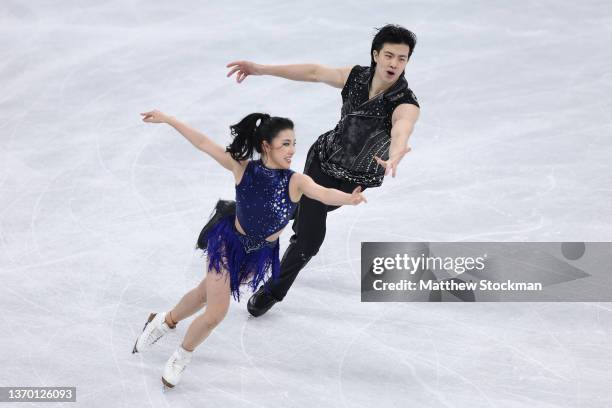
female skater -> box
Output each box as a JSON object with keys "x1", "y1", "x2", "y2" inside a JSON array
[{"x1": 133, "y1": 109, "x2": 366, "y2": 388}]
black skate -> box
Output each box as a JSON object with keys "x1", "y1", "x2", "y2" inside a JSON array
[{"x1": 247, "y1": 286, "x2": 279, "y2": 317}]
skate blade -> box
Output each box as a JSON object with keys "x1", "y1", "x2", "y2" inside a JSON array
[
  {"x1": 132, "y1": 313, "x2": 157, "y2": 354},
  {"x1": 161, "y1": 376, "x2": 175, "y2": 391}
]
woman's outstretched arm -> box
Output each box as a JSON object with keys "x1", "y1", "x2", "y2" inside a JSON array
[
  {"x1": 141, "y1": 110, "x2": 238, "y2": 172},
  {"x1": 290, "y1": 173, "x2": 367, "y2": 206}
]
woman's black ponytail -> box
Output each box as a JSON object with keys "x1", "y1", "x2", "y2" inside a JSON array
[{"x1": 226, "y1": 113, "x2": 294, "y2": 161}]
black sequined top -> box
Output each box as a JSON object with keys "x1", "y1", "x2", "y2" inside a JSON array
[{"x1": 313, "y1": 65, "x2": 419, "y2": 187}]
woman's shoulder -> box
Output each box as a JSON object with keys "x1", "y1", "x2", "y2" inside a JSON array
[
  {"x1": 241, "y1": 159, "x2": 258, "y2": 172},
  {"x1": 287, "y1": 170, "x2": 301, "y2": 182},
  {"x1": 234, "y1": 159, "x2": 254, "y2": 187},
  {"x1": 287, "y1": 171, "x2": 304, "y2": 203}
]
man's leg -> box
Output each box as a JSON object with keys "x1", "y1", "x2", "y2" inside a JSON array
[
  {"x1": 267, "y1": 174, "x2": 366, "y2": 299},
  {"x1": 247, "y1": 152, "x2": 338, "y2": 316},
  {"x1": 267, "y1": 191, "x2": 329, "y2": 299}
]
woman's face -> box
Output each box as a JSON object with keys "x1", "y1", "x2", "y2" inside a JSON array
[{"x1": 262, "y1": 128, "x2": 296, "y2": 169}]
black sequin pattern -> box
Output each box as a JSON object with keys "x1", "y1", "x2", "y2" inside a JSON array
[{"x1": 314, "y1": 65, "x2": 419, "y2": 187}]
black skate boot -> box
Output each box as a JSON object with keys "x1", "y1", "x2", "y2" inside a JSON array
[{"x1": 247, "y1": 286, "x2": 279, "y2": 317}]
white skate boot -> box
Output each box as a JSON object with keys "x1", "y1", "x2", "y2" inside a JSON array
[
  {"x1": 162, "y1": 346, "x2": 193, "y2": 389},
  {"x1": 132, "y1": 312, "x2": 175, "y2": 354}
]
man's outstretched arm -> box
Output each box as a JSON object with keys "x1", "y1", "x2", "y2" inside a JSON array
[
  {"x1": 375, "y1": 104, "x2": 420, "y2": 177},
  {"x1": 226, "y1": 60, "x2": 353, "y2": 89}
]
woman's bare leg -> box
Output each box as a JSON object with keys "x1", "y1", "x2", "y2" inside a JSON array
[
  {"x1": 181, "y1": 268, "x2": 231, "y2": 351},
  {"x1": 168, "y1": 276, "x2": 208, "y2": 324}
]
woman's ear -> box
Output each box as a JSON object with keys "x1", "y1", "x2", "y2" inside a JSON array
[
  {"x1": 372, "y1": 50, "x2": 379, "y2": 64},
  {"x1": 261, "y1": 140, "x2": 271, "y2": 154}
]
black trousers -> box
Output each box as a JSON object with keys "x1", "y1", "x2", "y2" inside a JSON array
[{"x1": 263, "y1": 145, "x2": 365, "y2": 300}]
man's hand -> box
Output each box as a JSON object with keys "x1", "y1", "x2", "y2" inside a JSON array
[
  {"x1": 226, "y1": 60, "x2": 262, "y2": 83},
  {"x1": 374, "y1": 146, "x2": 411, "y2": 177},
  {"x1": 140, "y1": 110, "x2": 171, "y2": 124}
]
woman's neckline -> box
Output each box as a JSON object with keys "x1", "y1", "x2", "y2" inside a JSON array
[{"x1": 256, "y1": 159, "x2": 284, "y2": 171}]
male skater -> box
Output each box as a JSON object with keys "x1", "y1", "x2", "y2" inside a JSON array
[{"x1": 226, "y1": 24, "x2": 420, "y2": 316}]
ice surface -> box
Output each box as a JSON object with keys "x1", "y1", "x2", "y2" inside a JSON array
[{"x1": 1, "y1": 1, "x2": 612, "y2": 407}]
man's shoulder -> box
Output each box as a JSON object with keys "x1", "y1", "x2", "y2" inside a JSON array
[
  {"x1": 386, "y1": 80, "x2": 419, "y2": 108},
  {"x1": 343, "y1": 65, "x2": 370, "y2": 85},
  {"x1": 341, "y1": 65, "x2": 370, "y2": 99},
  {"x1": 351, "y1": 65, "x2": 371, "y2": 83}
]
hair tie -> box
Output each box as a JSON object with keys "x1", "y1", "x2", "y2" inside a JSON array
[{"x1": 256, "y1": 114, "x2": 271, "y2": 128}]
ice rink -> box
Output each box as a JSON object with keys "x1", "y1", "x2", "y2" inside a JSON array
[{"x1": 2, "y1": 0, "x2": 612, "y2": 407}]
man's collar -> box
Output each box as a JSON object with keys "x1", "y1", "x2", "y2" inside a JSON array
[{"x1": 362, "y1": 67, "x2": 408, "y2": 99}]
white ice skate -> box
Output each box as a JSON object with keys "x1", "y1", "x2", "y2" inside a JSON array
[
  {"x1": 162, "y1": 346, "x2": 193, "y2": 389},
  {"x1": 132, "y1": 312, "x2": 175, "y2": 354}
]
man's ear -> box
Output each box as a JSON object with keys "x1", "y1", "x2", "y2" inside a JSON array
[{"x1": 372, "y1": 50, "x2": 379, "y2": 64}]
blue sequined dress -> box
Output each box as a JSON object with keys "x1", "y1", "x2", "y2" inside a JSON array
[{"x1": 196, "y1": 160, "x2": 298, "y2": 301}]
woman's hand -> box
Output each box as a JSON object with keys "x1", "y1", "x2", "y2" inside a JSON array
[
  {"x1": 140, "y1": 110, "x2": 172, "y2": 124},
  {"x1": 349, "y1": 186, "x2": 367, "y2": 205},
  {"x1": 226, "y1": 60, "x2": 262, "y2": 83}
]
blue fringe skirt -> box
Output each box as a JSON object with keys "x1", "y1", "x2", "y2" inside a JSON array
[{"x1": 196, "y1": 200, "x2": 280, "y2": 301}]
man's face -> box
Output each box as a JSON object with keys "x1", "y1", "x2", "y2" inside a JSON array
[{"x1": 372, "y1": 43, "x2": 410, "y2": 84}]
